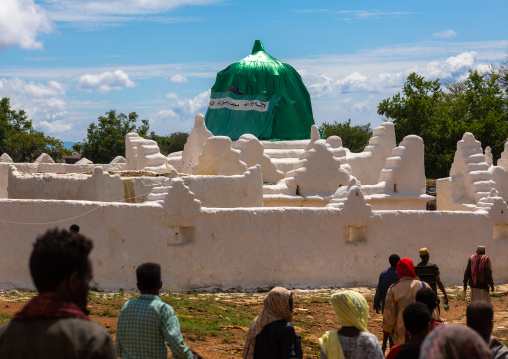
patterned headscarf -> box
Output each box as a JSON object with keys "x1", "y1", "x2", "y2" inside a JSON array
[
  {"x1": 397, "y1": 258, "x2": 416, "y2": 279},
  {"x1": 242, "y1": 287, "x2": 293, "y2": 359},
  {"x1": 319, "y1": 291, "x2": 370, "y2": 359},
  {"x1": 420, "y1": 324, "x2": 491, "y2": 359}
]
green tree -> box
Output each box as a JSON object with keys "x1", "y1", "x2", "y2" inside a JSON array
[
  {"x1": 319, "y1": 119, "x2": 372, "y2": 153},
  {"x1": 150, "y1": 131, "x2": 189, "y2": 156},
  {"x1": 74, "y1": 110, "x2": 149, "y2": 164},
  {"x1": 0, "y1": 97, "x2": 70, "y2": 162},
  {"x1": 378, "y1": 71, "x2": 508, "y2": 178},
  {"x1": 377, "y1": 72, "x2": 452, "y2": 178}
]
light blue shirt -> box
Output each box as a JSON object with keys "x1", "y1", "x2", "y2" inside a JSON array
[{"x1": 116, "y1": 294, "x2": 193, "y2": 359}]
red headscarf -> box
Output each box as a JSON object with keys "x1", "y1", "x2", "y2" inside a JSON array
[
  {"x1": 397, "y1": 258, "x2": 416, "y2": 279},
  {"x1": 13, "y1": 292, "x2": 89, "y2": 321}
]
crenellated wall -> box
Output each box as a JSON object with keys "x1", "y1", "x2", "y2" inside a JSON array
[{"x1": 0, "y1": 186, "x2": 507, "y2": 292}]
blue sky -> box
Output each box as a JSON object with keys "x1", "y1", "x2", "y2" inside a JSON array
[{"x1": 0, "y1": 0, "x2": 507, "y2": 142}]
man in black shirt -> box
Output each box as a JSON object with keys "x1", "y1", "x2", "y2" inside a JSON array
[{"x1": 415, "y1": 248, "x2": 448, "y2": 314}]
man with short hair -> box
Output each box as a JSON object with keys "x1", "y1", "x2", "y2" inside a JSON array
[
  {"x1": 467, "y1": 301, "x2": 508, "y2": 358},
  {"x1": 0, "y1": 229, "x2": 116, "y2": 358},
  {"x1": 116, "y1": 262, "x2": 195, "y2": 359},
  {"x1": 464, "y1": 245, "x2": 494, "y2": 303},
  {"x1": 374, "y1": 254, "x2": 401, "y2": 315},
  {"x1": 414, "y1": 247, "x2": 448, "y2": 313},
  {"x1": 386, "y1": 302, "x2": 431, "y2": 359},
  {"x1": 374, "y1": 254, "x2": 400, "y2": 348},
  {"x1": 70, "y1": 224, "x2": 80, "y2": 233},
  {"x1": 404, "y1": 287, "x2": 443, "y2": 343}
]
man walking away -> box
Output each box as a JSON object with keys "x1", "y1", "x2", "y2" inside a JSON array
[
  {"x1": 0, "y1": 229, "x2": 116, "y2": 359},
  {"x1": 415, "y1": 248, "x2": 448, "y2": 314},
  {"x1": 467, "y1": 301, "x2": 508, "y2": 358},
  {"x1": 404, "y1": 287, "x2": 443, "y2": 343},
  {"x1": 374, "y1": 254, "x2": 400, "y2": 315},
  {"x1": 374, "y1": 254, "x2": 400, "y2": 348},
  {"x1": 464, "y1": 245, "x2": 494, "y2": 303},
  {"x1": 382, "y1": 258, "x2": 427, "y2": 353},
  {"x1": 116, "y1": 262, "x2": 196, "y2": 359}
]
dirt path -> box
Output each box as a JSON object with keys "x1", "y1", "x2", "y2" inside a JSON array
[{"x1": 1, "y1": 285, "x2": 507, "y2": 358}]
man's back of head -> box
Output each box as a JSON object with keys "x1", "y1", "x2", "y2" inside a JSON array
[
  {"x1": 136, "y1": 262, "x2": 162, "y2": 294},
  {"x1": 30, "y1": 229, "x2": 92, "y2": 292},
  {"x1": 389, "y1": 254, "x2": 400, "y2": 268},
  {"x1": 403, "y1": 302, "x2": 431, "y2": 338},
  {"x1": 467, "y1": 301, "x2": 493, "y2": 342},
  {"x1": 0, "y1": 229, "x2": 116, "y2": 359},
  {"x1": 416, "y1": 287, "x2": 438, "y2": 312}
]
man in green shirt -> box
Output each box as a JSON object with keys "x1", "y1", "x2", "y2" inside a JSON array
[
  {"x1": 415, "y1": 248, "x2": 448, "y2": 314},
  {"x1": 116, "y1": 263, "x2": 196, "y2": 359}
]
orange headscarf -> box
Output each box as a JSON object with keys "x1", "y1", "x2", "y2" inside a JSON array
[{"x1": 242, "y1": 287, "x2": 293, "y2": 359}]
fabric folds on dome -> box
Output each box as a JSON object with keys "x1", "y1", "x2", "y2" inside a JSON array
[{"x1": 204, "y1": 40, "x2": 315, "y2": 141}]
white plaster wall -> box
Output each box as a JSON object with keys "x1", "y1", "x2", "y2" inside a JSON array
[
  {"x1": 0, "y1": 163, "x2": 127, "y2": 199},
  {"x1": 194, "y1": 136, "x2": 247, "y2": 176},
  {"x1": 0, "y1": 199, "x2": 506, "y2": 291},
  {"x1": 181, "y1": 166, "x2": 263, "y2": 208},
  {"x1": 7, "y1": 168, "x2": 166, "y2": 203},
  {"x1": 347, "y1": 122, "x2": 396, "y2": 185}
]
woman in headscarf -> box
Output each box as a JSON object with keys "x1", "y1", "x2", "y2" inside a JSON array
[
  {"x1": 420, "y1": 324, "x2": 491, "y2": 359},
  {"x1": 242, "y1": 287, "x2": 302, "y2": 359},
  {"x1": 319, "y1": 290, "x2": 384, "y2": 359}
]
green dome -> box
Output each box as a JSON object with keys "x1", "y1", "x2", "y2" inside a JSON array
[{"x1": 204, "y1": 40, "x2": 315, "y2": 141}]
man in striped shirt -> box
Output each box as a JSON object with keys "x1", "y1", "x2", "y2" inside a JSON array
[
  {"x1": 116, "y1": 263, "x2": 194, "y2": 359},
  {"x1": 415, "y1": 248, "x2": 448, "y2": 314}
]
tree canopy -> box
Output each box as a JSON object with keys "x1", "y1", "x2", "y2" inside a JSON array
[
  {"x1": 149, "y1": 131, "x2": 189, "y2": 156},
  {"x1": 319, "y1": 119, "x2": 372, "y2": 153},
  {"x1": 0, "y1": 97, "x2": 70, "y2": 162},
  {"x1": 378, "y1": 70, "x2": 508, "y2": 178},
  {"x1": 73, "y1": 110, "x2": 149, "y2": 164}
]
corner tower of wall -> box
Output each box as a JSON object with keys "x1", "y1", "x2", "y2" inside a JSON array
[
  {"x1": 347, "y1": 122, "x2": 396, "y2": 185},
  {"x1": 180, "y1": 114, "x2": 213, "y2": 174},
  {"x1": 450, "y1": 132, "x2": 495, "y2": 203}
]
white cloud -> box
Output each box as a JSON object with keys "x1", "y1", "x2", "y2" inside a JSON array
[
  {"x1": 300, "y1": 51, "x2": 479, "y2": 99},
  {"x1": 78, "y1": 70, "x2": 136, "y2": 93},
  {"x1": 0, "y1": 77, "x2": 69, "y2": 134},
  {"x1": 42, "y1": 0, "x2": 222, "y2": 26},
  {"x1": 0, "y1": 0, "x2": 53, "y2": 50},
  {"x1": 163, "y1": 90, "x2": 210, "y2": 119},
  {"x1": 434, "y1": 29, "x2": 457, "y2": 39},
  {"x1": 156, "y1": 109, "x2": 178, "y2": 119},
  {"x1": 170, "y1": 74, "x2": 188, "y2": 83},
  {"x1": 38, "y1": 120, "x2": 72, "y2": 133},
  {"x1": 165, "y1": 92, "x2": 180, "y2": 99},
  {"x1": 351, "y1": 98, "x2": 371, "y2": 113},
  {"x1": 295, "y1": 9, "x2": 417, "y2": 19}
]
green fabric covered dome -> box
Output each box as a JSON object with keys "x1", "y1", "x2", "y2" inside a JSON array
[{"x1": 204, "y1": 40, "x2": 315, "y2": 141}]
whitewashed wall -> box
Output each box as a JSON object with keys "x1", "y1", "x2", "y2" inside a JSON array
[
  {"x1": 0, "y1": 163, "x2": 127, "y2": 199},
  {"x1": 0, "y1": 196, "x2": 506, "y2": 292}
]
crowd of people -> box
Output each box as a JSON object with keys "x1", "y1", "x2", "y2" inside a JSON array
[{"x1": 0, "y1": 229, "x2": 505, "y2": 359}]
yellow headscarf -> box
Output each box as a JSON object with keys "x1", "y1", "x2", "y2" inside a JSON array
[{"x1": 319, "y1": 290, "x2": 370, "y2": 359}]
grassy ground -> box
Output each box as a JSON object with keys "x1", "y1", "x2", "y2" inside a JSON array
[{"x1": 1, "y1": 286, "x2": 507, "y2": 358}]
